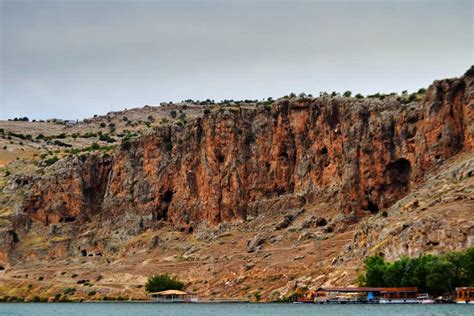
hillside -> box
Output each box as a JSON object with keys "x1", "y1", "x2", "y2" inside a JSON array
[{"x1": 0, "y1": 67, "x2": 472, "y2": 302}]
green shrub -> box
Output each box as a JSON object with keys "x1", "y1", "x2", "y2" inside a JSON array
[
  {"x1": 99, "y1": 134, "x2": 116, "y2": 143},
  {"x1": 204, "y1": 108, "x2": 211, "y2": 115},
  {"x1": 355, "y1": 93, "x2": 364, "y2": 99},
  {"x1": 90, "y1": 143, "x2": 100, "y2": 151},
  {"x1": 44, "y1": 156, "x2": 59, "y2": 166},
  {"x1": 343, "y1": 91, "x2": 352, "y2": 97},
  {"x1": 145, "y1": 273, "x2": 185, "y2": 293},
  {"x1": 8, "y1": 131, "x2": 27, "y2": 140},
  {"x1": 408, "y1": 93, "x2": 417, "y2": 102},
  {"x1": 253, "y1": 291, "x2": 261, "y2": 301},
  {"x1": 63, "y1": 287, "x2": 76, "y2": 295},
  {"x1": 170, "y1": 110, "x2": 177, "y2": 118}
]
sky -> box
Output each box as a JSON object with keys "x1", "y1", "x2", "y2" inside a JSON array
[{"x1": 0, "y1": 0, "x2": 472, "y2": 120}]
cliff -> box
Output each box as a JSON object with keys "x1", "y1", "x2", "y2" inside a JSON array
[{"x1": 0, "y1": 67, "x2": 472, "y2": 301}]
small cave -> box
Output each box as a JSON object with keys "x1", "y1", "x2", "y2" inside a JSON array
[
  {"x1": 274, "y1": 186, "x2": 287, "y2": 195},
  {"x1": 8, "y1": 230, "x2": 19, "y2": 243},
  {"x1": 154, "y1": 190, "x2": 174, "y2": 220},
  {"x1": 385, "y1": 158, "x2": 411, "y2": 189},
  {"x1": 324, "y1": 103, "x2": 340, "y2": 129},
  {"x1": 279, "y1": 151, "x2": 289, "y2": 159},
  {"x1": 0, "y1": 266, "x2": 4, "y2": 271},
  {"x1": 80, "y1": 249, "x2": 87, "y2": 257},
  {"x1": 163, "y1": 190, "x2": 173, "y2": 204},
  {"x1": 64, "y1": 216, "x2": 76, "y2": 223},
  {"x1": 367, "y1": 200, "x2": 379, "y2": 214},
  {"x1": 15, "y1": 178, "x2": 29, "y2": 186},
  {"x1": 318, "y1": 146, "x2": 328, "y2": 155},
  {"x1": 215, "y1": 150, "x2": 225, "y2": 163},
  {"x1": 83, "y1": 186, "x2": 98, "y2": 204}
]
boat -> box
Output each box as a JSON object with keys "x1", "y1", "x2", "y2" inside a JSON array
[{"x1": 417, "y1": 293, "x2": 435, "y2": 304}]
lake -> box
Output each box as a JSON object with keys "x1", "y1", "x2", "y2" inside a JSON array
[{"x1": 0, "y1": 303, "x2": 473, "y2": 316}]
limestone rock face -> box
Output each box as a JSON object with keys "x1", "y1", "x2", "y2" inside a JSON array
[
  {"x1": 16, "y1": 155, "x2": 112, "y2": 226},
  {"x1": 2, "y1": 68, "x2": 473, "y2": 260}
]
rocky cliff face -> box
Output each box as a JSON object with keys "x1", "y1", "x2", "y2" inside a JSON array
[{"x1": 1, "y1": 68, "x2": 473, "y2": 265}]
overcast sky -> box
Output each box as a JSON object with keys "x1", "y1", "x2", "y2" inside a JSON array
[{"x1": 1, "y1": 0, "x2": 472, "y2": 120}]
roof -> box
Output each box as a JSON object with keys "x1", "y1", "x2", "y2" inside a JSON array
[
  {"x1": 317, "y1": 287, "x2": 417, "y2": 293},
  {"x1": 148, "y1": 290, "x2": 188, "y2": 296}
]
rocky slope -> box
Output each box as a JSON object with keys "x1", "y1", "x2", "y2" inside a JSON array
[{"x1": 0, "y1": 67, "x2": 472, "y2": 301}]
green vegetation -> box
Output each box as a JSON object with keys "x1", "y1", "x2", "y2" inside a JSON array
[
  {"x1": 357, "y1": 248, "x2": 474, "y2": 295},
  {"x1": 63, "y1": 287, "x2": 76, "y2": 295},
  {"x1": 120, "y1": 139, "x2": 132, "y2": 151},
  {"x1": 145, "y1": 273, "x2": 185, "y2": 293},
  {"x1": 99, "y1": 134, "x2": 116, "y2": 143},
  {"x1": 44, "y1": 156, "x2": 60, "y2": 166},
  {"x1": 8, "y1": 131, "x2": 29, "y2": 140},
  {"x1": 253, "y1": 291, "x2": 262, "y2": 302}
]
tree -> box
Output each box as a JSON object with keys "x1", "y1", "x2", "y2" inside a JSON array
[
  {"x1": 170, "y1": 110, "x2": 177, "y2": 118},
  {"x1": 355, "y1": 93, "x2": 364, "y2": 99},
  {"x1": 425, "y1": 258, "x2": 456, "y2": 295},
  {"x1": 343, "y1": 91, "x2": 352, "y2": 97},
  {"x1": 145, "y1": 274, "x2": 184, "y2": 293},
  {"x1": 363, "y1": 255, "x2": 386, "y2": 286}
]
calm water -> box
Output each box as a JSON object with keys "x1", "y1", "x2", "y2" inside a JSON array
[{"x1": 0, "y1": 303, "x2": 473, "y2": 316}]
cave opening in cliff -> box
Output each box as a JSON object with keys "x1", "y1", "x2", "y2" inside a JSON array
[
  {"x1": 367, "y1": 200, "x2": 379, "y2": 214},
  {"x1": 279, "y1": 151, "x2": 288, "y2": 159},
  {"x1": 64, "y1": 216, "x2": 76, "y2": 223},
  {"x1": 385, "y1": 158, "x2": 411, "y2": 189},
  {"x1": 216, "y1": 150, "x2": 225, "y2": 163},
  {"x1": 155, "y1": 190, "x2": 174, "y2": 220}
]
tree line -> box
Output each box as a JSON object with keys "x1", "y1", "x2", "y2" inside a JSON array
[{"x1": 357, "y1": 247, "x2": 474, "y2": 296}]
